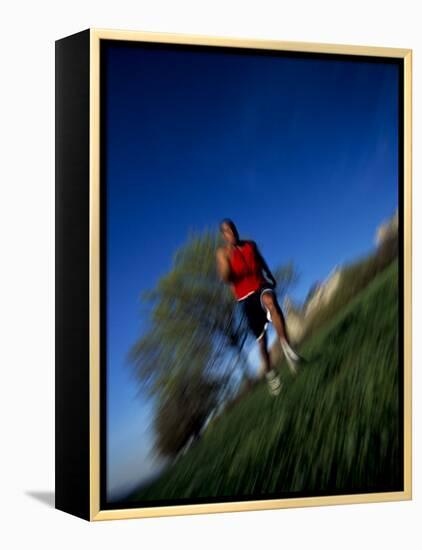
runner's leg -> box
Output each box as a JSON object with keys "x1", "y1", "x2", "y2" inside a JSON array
[
  {"x1": 258, "y1": 331, "x2": 281, "y2": 395},
  {"x1": 258, "y1": 331, "x2": 271, "y2": 374},
  {"x1": 261, "y1": 290, "x2": 300, "y2": 374},
  {"x1": 260, "y1": 290, "x2": 289, "y2": 343}
]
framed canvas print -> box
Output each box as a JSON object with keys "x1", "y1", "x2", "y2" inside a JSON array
[{"x1": 55, "y1": 28, "x2": 412, "y2": 521}]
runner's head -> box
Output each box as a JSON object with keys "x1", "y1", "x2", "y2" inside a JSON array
[{"x1": 220, "y1": 219, "x2": 239, "y2": 245}]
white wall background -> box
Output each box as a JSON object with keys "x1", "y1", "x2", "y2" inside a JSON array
[{"x1": 0, "y1": 1, "x2": 419, "y2": 548}]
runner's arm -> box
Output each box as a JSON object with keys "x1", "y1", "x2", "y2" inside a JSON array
[
  {"x1": 252, "y1": 242, "x2": 277, "y2": 288},
  {"x1": 216, "y1": 248, "x2": 233, "y2": 283}
]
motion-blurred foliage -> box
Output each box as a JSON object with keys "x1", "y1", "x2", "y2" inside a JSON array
[{"x1": 154, "y1": 371, "x2": 221, "y2": 457}]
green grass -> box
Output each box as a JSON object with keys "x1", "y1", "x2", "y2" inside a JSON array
[
  {"x1": 302, "y1": 239, "x2": 397, "y2": 340},
  {"x1": 128, "y1": 260, "x2": 401, "y2": 502}
]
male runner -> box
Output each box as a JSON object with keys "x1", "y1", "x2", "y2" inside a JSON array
[{"x1": 216, "y1": 219, "x2": 301, "y2": 396}]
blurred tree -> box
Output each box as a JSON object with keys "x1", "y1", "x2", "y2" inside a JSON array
[
  {"x1": 154, "y1": 371, "x2": 221, "y2": 457},
  {"x1": 127, "y1": 230, "x2": 250, "y2": 398}
]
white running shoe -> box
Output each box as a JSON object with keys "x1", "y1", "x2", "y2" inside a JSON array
[
  {"x1": 281, "y1": 339, "x2": 300, "y2": 361},
  {"x1": 266, "y1": 370, "x2": 282, "y2": 396},
  {"x1": 281, "y1": 339, "x2": 300, "y2": 375}
]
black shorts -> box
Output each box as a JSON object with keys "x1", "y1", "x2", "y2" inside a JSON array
[{"x1": 239, "y1": 286, "x2": 275, "y2": 341}]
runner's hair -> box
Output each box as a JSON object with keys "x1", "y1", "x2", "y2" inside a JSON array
[{"x1": 219, "y1": 218, "x2": 239, "y2": 240}]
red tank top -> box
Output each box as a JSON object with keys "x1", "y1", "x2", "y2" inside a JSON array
[{"x1": 227, "y1": 241, "x2": 267, "y2": 300}]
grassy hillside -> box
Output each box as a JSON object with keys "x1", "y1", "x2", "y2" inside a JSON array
[
  {"x1": 128, "y1": 260, "x2": 401, "y2": 503},
  {"x1": 301, "y1": 235, "x2": 398, "y2": 340}
]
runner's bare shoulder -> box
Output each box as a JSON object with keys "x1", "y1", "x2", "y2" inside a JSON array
[{"x1": 216, "y1": 245, "x2": 230, "y2": 259}]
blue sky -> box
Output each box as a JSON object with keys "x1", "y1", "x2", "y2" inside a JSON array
[{"x1": 103, "y1": 42, "x2": 399, "y2": 500}]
